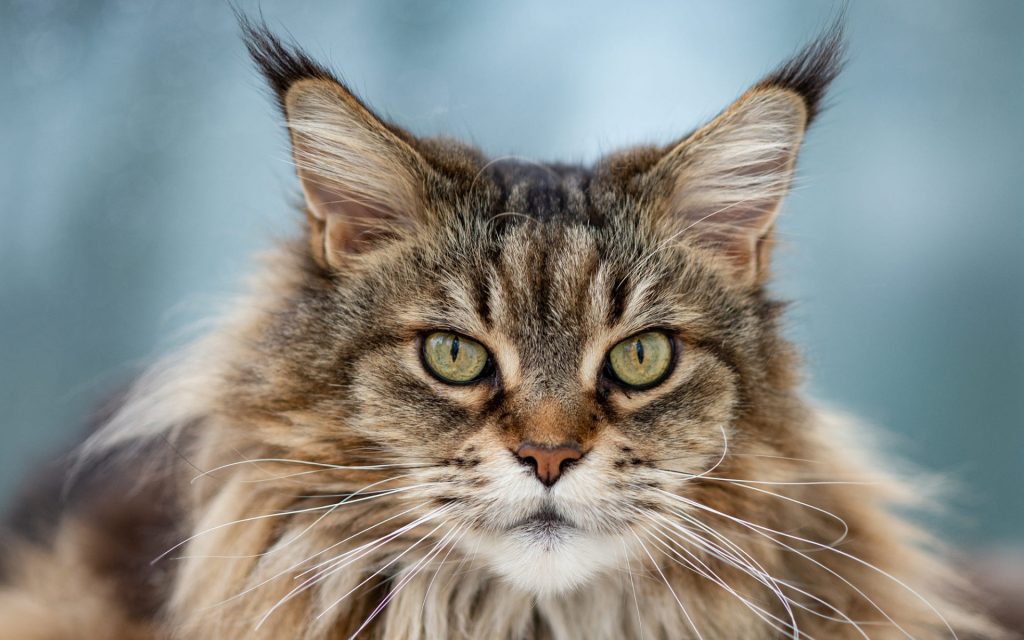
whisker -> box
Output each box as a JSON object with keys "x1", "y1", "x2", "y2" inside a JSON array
[
  {"x1": 637, "y1": 513, "x2": 801, "y2": 638},
  {"x1": 348, "y1": 521, "x2": 466, "y2": 639},
  {"x1": 620, "y1": 537, "x2": 646, "y2": 640},
  {"x1": 155, "y1": 502, "x2": 351, "y2": 565},
  {"x1": 181, "y1": 475, "x2": 426, "y2": 561},
  {"x1": 660, "y1": 424, "x2": 731, "y2": 480},
  {"x1": 656, "y1": 469, "x2": 876, "y2": 486},
  {"x1": 191, "y1": 458, "x2": 431, "y2": 484},
  {"x1": 658, "y1": 505, "x2": 871, "y2": 636},
  {"x1": 441, "y1": 523, "x2": 485, "y2": 588},
  {"x1": 646, "y1": 515, "x2": 791, "y2": 613},
  {"x1": 470, "y1": 154, "x2": 561, "y2": 193},
  {"x1": 256, "y1": 505, "x2": 454, "y2": 629},
  {"x1": 295, "y1": 505, "x2": 445, "y2": 582},
  {"x1": 417, "y1": 521, "x2": 472, "y2": 623},
  {"x1": 656, "y1": 488, "x2": 937, "y2": 638},
  {"x1": 312, "y1": 509, "x2": 454, "y2": 623},
  {"x1": 489, "y1": 211, "x2": 540, "y2": 224},
  {"x1": 163, "y1": 481, "x2": 437, "y2": 563},
  {"x1": 651, "y1": 471, "x2": 851, "y2": 547},
  {"x1": 203, "y1": 501, "x2": 431, "y2": 612},
  {"x1": 630, "y1": 529, "x2": 704, "y2": 639},
  {"x1": 726, "y1": 452, "x2": 825, "y2": 464}
]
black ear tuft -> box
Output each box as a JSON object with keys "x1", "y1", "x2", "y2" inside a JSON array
[
  {"x1": 238, "y1": 14, "x2": 338, "y2": 115},
  {"x1": 757, "y1": 17, "x2": 846, "y2": 125}
]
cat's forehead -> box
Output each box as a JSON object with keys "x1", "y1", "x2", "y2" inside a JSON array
[
  {"x1": 475, "y1": 159, "x2": 600, "y2": 226},
  {"x1": 400, "y1": 215, "x2": 708, "y2": 396},
  {"x1": 414, "y1": 220, "x2": 607, "y2": 339}
]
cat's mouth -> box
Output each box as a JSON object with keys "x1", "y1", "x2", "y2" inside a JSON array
[
  {"x1": 510, "y1": 506, "x2": 574, "y2": 537},
  {"x1": 477, "y1": 505, "x2": 624, "y2": 594}
]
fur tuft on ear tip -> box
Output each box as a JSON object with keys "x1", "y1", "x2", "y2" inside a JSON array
[
  {"x1": 238, "y1": 14, "x2": 338, "y2": 115},
  {"x1": 757, "y1": 15, "x2": 846, "y2": 125}
]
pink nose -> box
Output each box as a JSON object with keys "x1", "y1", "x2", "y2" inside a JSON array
[{"x1": 514, "y1": 443, "x2": 583, "y2": 487}]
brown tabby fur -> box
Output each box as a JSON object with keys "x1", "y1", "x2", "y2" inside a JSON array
[{"x1": 0, "y1": 18, "x2": 1003, "y2": 640}]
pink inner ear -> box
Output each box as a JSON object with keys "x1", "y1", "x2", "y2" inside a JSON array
[
  {"x1": 305, "y1": 179, "x2": 407, "y2": 257},
  {"x1": 674, "y1": 194, "x2": 784, "y2": 284},
  {"x1": 684, "y1": 194, "x2": 782, "y2": 241}
]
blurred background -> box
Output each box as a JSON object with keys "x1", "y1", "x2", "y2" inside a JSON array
[{"x1": 0, "y1": 0, "x2": 1020, "y2": 557}]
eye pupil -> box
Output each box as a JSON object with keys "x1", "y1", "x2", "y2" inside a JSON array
[
  {"x1": 422, "y1": 331, "x2": 489, "y2": 385},
  {"x1": 607, "y1": 331, "x2": 673, "y2": 389}
]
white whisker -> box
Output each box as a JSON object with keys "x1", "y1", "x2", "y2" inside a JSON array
[
  {"x1": 163, "y1": 482, "x2": 436, "y2": 563},
  {"x1": 348, "y1": 521, "x2": 466, "y2": 639},
  {"x1": 655, "y1": 488, "x2": 938, "y2": 638},
  {"x1": 652, "y1": 470, "x2": 851, "y2": 547},
  {"x1": 417, "y1": 522, "x2": 471, "y2": 622},
  {"x1": 658, "y1": 504, "x2": 871, "y2": 636},
  {"x1": 312, "y1": 509, "x2": 454, "y2": 623},
  {"x1": 255, "y1": 504, "x2": 454, "y2": 629},
  {"x1": 191, "y1": 458, "x2": 430, "y2": 484},
  {"x1": 203, "y1": 502, "x2": 431, "y2": 612},
  {"x1": 637, "y1": 515, "x2": 801, "y2": 638},
  {"x1": 630, "y1": 529, "x2": 704, "y2": 639},
  {"x1": 620, "y1": 537, "x2": 647, "y2": 640}
]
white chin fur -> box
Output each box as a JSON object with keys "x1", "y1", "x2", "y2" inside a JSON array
[{"x1": 472, "y1": 530, "x2": 625, "y2": 596}]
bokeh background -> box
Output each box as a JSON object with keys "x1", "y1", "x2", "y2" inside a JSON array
[{"x1": 1, "y1": 1, "x2": 1021, "y2": 552}]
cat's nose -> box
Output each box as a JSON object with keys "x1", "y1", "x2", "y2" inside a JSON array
[{"x1": 514, "y1": 442, "x2": 583, "y2": 487}]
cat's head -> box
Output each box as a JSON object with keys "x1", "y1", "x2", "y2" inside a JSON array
[{"x1": 217, "y1": 21, "x2": 842, "y2": 595}]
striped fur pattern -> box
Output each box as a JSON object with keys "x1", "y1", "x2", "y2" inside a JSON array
[{"x1": 0, "y1": 18, "x2": 1001, "y2": 640}]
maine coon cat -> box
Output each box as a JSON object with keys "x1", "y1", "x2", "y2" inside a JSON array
[{"x1": 0, "y1": 18, "x2": 1001, "y2": 639}]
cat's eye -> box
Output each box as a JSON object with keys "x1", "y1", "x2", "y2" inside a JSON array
[
  {"x1": 421, "y1": 332, "x2": 491, "y2": 385},
  {"x1": 606, "y1": 331, "x2": 674, "y2": 389}
]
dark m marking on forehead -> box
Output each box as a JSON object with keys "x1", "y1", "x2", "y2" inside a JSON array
[
  {"x1": 481, "y1": 161, "x2": 598, "y2": 226},
  {"x1": 572, "y1": 243, "x2": 602, "y2": 325},
  {"x1": 607, "y1": 271, "x2": 631, "y2": 327},
  {"x1": 474, "y1": 267, "x2": 493, "y2": 329},
  {"x1": 534, "y1": 229, "x2": 553, "y2": 323}
]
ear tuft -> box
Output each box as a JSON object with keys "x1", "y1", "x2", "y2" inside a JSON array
[
  {"x1": 239, "y1": 15, "x2": 338, "y2": 116},
  {"x1": 757, "y1": 17, "x2": 845, "y2": 125}
]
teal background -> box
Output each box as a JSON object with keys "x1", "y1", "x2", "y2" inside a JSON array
[{"x1": 1, "y1": 1, "x2": 1021, "y2": 547}]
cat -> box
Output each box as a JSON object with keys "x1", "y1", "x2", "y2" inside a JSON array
[{"x1": 0, "y1": 17, "x2": 1004, "y2": 640}]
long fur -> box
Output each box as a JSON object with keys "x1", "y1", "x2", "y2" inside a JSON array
[{"x1": 0, "y1": 17, "x2": 1004, "y2": 640}]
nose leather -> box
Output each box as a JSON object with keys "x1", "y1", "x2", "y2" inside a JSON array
[{"x1": 514, "y1": 443, "x2": 583, "y2": 487}]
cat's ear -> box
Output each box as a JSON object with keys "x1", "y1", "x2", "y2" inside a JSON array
[
  {"x1": 243, "y1": 21, "x2": 430, "y2": 269},
  {"x1": 644, "y1": 26, "x2": 843, "y2": 286}
]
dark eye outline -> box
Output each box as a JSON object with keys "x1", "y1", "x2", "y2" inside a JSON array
[
  {"x1": 419, "y1": 331, "x2": 495, "y2": 386},
  {"x1": 602, "y1": 330, "x2": 678, "y2": 391}
]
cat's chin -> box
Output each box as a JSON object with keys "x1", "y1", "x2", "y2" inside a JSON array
[{"x1": 471, "y1": 527, "x2": 627, "y2": 596}]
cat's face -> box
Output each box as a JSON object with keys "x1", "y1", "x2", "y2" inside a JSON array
[
  {"x1": 227, "y1": 176, "x2": 794, "y2": 595},
  {"x1": 221, "y1": 24, "x2": 836, "y2": 595},
  {"x1": 294, "y1": 212, "x2": 759, "y2": 594}
]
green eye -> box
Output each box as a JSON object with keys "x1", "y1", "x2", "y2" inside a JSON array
[
  {"x1": 607, "y1": 331, "x2": 674, "y2": 389},
  {"x1": 422, "y1": 332, "x2": 491, "y2": 384}
]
